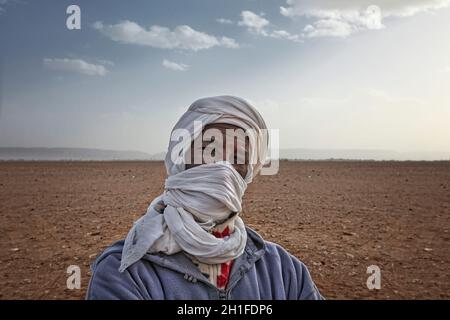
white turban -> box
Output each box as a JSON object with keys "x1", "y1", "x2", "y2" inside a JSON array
[{"x1": 119, "y1": 96, "x2": 268, "y2": 272}]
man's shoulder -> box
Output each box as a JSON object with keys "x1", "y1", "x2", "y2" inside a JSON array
[
  {"x1": 90, "y1": 240, "x2": 170, "y2": 277},
  {"x1": 261, "y1": 238, "x2": 306, "y2": 268},
  {"x1": 246, "y1": 227, "x2": 305, "y2": 266},
  {"x1": 92, "y1": 229, "x2": 306, "y2": 275},
  {"x1": 91, "y1": 240, "x2": 124, "y2": 271},
  {"x1": 256, "y1": 237, "x2": 323, "y2": 300},
  {"x1": 87, "y1": 240, "x2": 156, "y2": 300},
  {"x1": 264, "y1": 239, "x2": 294, "y2": 256}
]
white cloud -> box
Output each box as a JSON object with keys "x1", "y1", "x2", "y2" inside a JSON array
[
  {"x1": 216, "y1": 18, "x2": 234, "y2": 25},
  {"x1": 220, "y1": 36, "x2": 239, "y2": 48},
  {"x1": 281, "y1": 0, "x2": 450, "y2": 38},
  {"x1": 162, "y1": 59, "x2": 189, "y2": 71},
  {"x1": 43, "y1": 58, "x2": 109, "y2": 76},
  {"x1": 302, "y1": 17, "x2": 361, "y2": 38},
  {"x1": 238, "y1": 11, "x2": 302, "y2": 42},
  {"x1": 238, "y1": 10, "x2": 270, "y2": 35},
  {"x1": 93, "y1": 21, "x2": 239, "y2": 51},
  {"x1": 270, "y1": 29, "x2": 302, "y2": 42}
]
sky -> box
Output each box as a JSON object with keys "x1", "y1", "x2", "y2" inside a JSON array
[{"x1": 0, "y1": 0, "x2": 449, "y2": 155}]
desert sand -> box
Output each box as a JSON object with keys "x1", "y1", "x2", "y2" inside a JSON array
[{"x1": 0, "y1": 160, "x2": 449, "y2": 299}]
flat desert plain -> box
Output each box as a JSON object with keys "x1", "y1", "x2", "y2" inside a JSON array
[{"x1": 0, "y1": 160, "x2": 449, "y2": 299}]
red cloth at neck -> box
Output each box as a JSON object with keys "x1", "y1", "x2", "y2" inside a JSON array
[
  {"x1": 212, "y1": 226, "x2": 231, "y2": 238},
  {"x1": 211, "y1": 226, "x2": 234, "y2": 289}
]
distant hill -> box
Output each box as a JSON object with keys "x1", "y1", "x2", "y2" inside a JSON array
[
  {"x1": 148, "y1": 152, "x2": 167, "y2": 161},
  {"x1": 0, "y1": 147, "x2": 153, "y2": 161},
  {"x1": 0, "y1": 147, "x2": 448, "y2": 161},
  {"x1": 279, "y1": 148, "x2": 450, "y2": 161}
]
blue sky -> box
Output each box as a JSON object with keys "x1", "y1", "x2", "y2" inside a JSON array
[{"x1": 1, "y1": 0, "x2": 449, "y2": 155}]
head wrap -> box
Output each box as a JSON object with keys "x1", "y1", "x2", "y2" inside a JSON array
[{"x1": 119, "y1": 96, "x2": 268, "y2": 272}]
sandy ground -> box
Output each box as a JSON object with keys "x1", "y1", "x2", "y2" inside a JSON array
[{"x1": 0, "y1": 160, "x2": 449, "y2": 300}]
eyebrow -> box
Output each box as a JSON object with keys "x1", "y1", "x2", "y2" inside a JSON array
[{"x1": 202, "y1": 140, "x2": 249, "y2": 150}]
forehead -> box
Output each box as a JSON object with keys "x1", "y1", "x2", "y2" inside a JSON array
[
  {"x1": 202, "y1": 123, "x2": 250, "y2": 144},
  {"x1": 203, "y1": 123, "x2": 243, "y2": 131}
]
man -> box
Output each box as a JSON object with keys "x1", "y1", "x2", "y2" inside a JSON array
[{"x1": 86, "y1": 96, "x2": 323, "y2": 300}]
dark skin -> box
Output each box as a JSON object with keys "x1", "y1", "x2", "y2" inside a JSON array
[{"x1": 185, "y1": 123, "x2": 250, "y2": 179}]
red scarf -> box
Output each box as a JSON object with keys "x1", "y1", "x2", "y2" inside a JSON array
[
  {"x1": 212, "y1": 226, "x2": 234, "y2": 289},
  {"x1": 188, "y1": 222, "x2": 236, "y2": 289}
]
